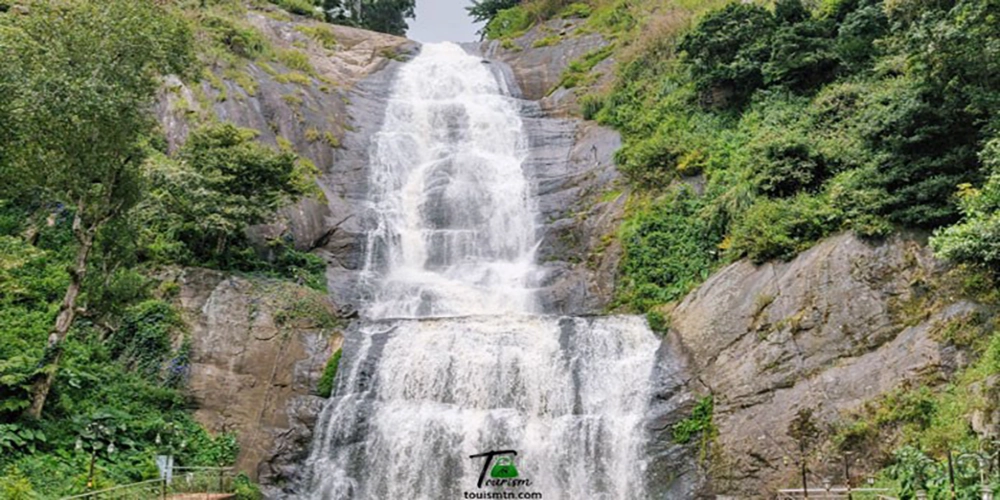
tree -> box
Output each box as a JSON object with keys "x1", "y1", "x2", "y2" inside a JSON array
[
  {"x1": 931, "y1": 137, "x2": 1000, "y2": 272},
  {"x1": 0, "y1": 0, "x2": 192, "y2": 418},
  {"x1": 764, "y1": 1, "x2": 840, "y2": 91},
  {"x1": 788, "y1": 408, "x2": 822, "y2": 498},
  {"x1": 678, "y1": 3, "x2": 777, "y2": 107},
  {"x1": 362, "y1": 0, "x2": 415, "y2": 37},
  {"x1": 467, "y1": 0, "x2": 521, "y2": 24},
  {"x1": 322, "y1": 0, "x2": 416, "y2": 36},
  {"x1": 137, "y1": 123, "x2": 304, "y2": 267}
]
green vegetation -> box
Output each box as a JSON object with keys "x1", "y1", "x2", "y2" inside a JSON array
[
  {"x1": 474, "y1": 0, "x2": 602, "y2": 40},
  {"x1": 316, "y1": 349, "x2": 343, "y2": 398},
  {"x1": 616, "y1": 188, "x2": 720, "y2": 311},
  {"x1": 270, "y1": 0, "x2": 322, "y2": 19},
  {"x1": 476, "y1": 3, "x2": 999, "y2": 492},
  {"x1": 136, "y1": 123, "x2": 324, "y2": 285},
  {"x1": 296, "y1": 24, "x2": 338, "y2": 49},
  {"x1": 672, "y1": 396, "x2": 715, "y2": 445},
  {"x1": 557, "y1": 45, "x2": 614, "y2": 90},
  {"x1": 829, "y1": 323, "x2": 1000, "y2": 496},
  {"x1": 320, "y1": 0, "x2": 415, "y2": 36},
  {"x1": 645, "y1": 310, "x2": 669, "y2": 335},
  {"x1": 0, "y1": 1, "x2": 330, "y2": 495},
  {"x1": 477, "y1": 0, "x2": 998, "y2": 314},
  {"x1": 931, "y1": 137, "x2": 1000, "y2": 274}
]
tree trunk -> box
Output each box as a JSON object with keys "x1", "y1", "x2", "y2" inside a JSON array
[
  {"x1": 801, "y1": 442, "x2": 809, "y2": 499},
  {"x1": 25, "y1": 209, "x2": 95, "y2": 419}
]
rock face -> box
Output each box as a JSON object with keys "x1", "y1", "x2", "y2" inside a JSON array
[
  {"x1": 481, "y1": 18, "x2": 614, "y2": 115},
  {"x1": 176, "y1": 268, "x2": 342, "y2": 484},
  {"x1": 155, "y1": 10, "x2": 416, "y2": 486},
  {"x1": 155, "y1": 8, "x2": 417, "y2": 263},
  {"x1": 662, "y1": 233, "x2": 980, "y2": 497},
  {"x1": 476, "y1": 21, "x2": 627, "y2": 315}
]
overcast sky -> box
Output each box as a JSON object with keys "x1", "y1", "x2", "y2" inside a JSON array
[{"x1": 407, "y1": 0, "x2": 484, "y2": 43}]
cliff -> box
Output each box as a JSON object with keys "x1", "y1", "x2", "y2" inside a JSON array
[
  {"x1": 162, "y1": 7, "x2": 997, "y2": 498},
  {"x1": 155, "y1": 5, "x2": 414, "y2": 485},
  {"x1": 653, "y1": 233, "x2": 993, "y2": 496}
]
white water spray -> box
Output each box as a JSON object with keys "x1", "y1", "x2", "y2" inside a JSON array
[{"x1": 303, "y1": 43, "x2": 657, "y2": 500}]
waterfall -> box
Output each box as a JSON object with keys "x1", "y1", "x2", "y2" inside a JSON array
[{"x1": 303, "y1": 43, "x2": 657, "y2": 500}]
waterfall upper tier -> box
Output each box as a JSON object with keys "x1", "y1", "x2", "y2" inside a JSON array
[{"x1": 360, "y1": 42, "x2": 540, "y2": 319}]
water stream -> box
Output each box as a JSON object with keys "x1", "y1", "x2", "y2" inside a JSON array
[{"x1": 303, "y1": 42, "x2": 658, "y2": 500}]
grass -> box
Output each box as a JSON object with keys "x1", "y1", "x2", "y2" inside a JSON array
[
  {"x1": 316, "y1": 349, "x2": 343, "y2": 398},
  {"x1": 296, "y1": 25, "x2": 338, "y2": 50}
]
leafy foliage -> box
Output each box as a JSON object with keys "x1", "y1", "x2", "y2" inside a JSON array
[
  {"x1": 136, "y1": 123, "x2": 307, "y2": 270},
  {"x1": 616, "y1": 187, "x2": 721, "y2": 312},
  {"x1": 728, "y1": 194, "x2": 840, "y2": 263},
  {"x1": 0, "y1": 2, "x2": 325, "y2": 495},
  {"x1": 672, "y1": 396, "x2": 715, "y2": 444},
  {"x1": 467, "y1": 0, "x2": 522, "y2": 24},
  {"x1": 316, "y1": 349, "x2": 343, "y2": 398},
  {"x1": 482, "y1": 5, "x2": 533, "y2": 40},
  {"x1": 678, "y1": 2, "x2": 776, "y2": 107},
  {"x1": 931, "y1": 137, "x2": 1000, "y2": 272},
  {"x1": 591, "y1": 0, "x2": 1000, "y2": 313},
  {"x1": 322, "y1": 0, "x2": 416, "y2": 36}
]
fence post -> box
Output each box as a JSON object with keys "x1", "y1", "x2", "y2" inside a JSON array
[{"x1": 160, "y1": 477, "x2": 166, "y2": 500}]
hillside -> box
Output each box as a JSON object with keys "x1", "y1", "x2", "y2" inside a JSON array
[{"x1": 0, "y1": 0, "x2": 998, "y2": 498}]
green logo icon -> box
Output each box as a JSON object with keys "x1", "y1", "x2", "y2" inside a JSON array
[{"x1": 490, "y1": 456, "x2": 519, "y2": 479}]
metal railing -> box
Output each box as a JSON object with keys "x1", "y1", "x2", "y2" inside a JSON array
[
  {"x1": 60, "y1": 479, "x2": 167, "y2": 500},
  {"x1": 170, "y1": 467, "x2": 236, "y2": 494},
  {"x1": 58, "y1": 468, "x2": 236, "y2": 499},
  {"x1": 776, "y1": 487, "x2": 895, "y2": 500}
]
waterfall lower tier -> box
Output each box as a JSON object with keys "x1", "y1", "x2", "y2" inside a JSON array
[{"x1": 305, "y1": 315, "x2": 657, "y2": 499}]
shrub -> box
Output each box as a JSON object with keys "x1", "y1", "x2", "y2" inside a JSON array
[
  {"x1": 753, "y1": 139, "x2": 828, "y2": 197},
  {"x1": 678, "y1": 3, "x2": 776, "y2": 107},
  {"x1": 0, "y1": 466, "x2": 36, "y2": 500},
  {"x1": 617, "y1": 187, "x2": 721, "y2": 312},
  {"x1": 672, "y1": 396, "x2": 714, "y2": 444},
  {"x1": 931, "y1": 138, "x2": 1000, "y2": 272},
  {"x1": 560, "y1": 2, "x2": 591, "y2": 19},
  {"x1": 579, "y1": 93, "x2": 605, "y2": 120},
  {"x1": 296, "y1": 25, "x2": 338, "y2": 50},
  {"x1": 106, "y1": 300, "x2": 182, "y2": 377},
  {"x1": 468, "y1": 0, "x2": 522, "y2": 25},
  {"x1": 137, "y1": 123, "x2": 304, "y2": 269},
  {"x1": 200, "y1": 15, "x2": 269, "y2": 59},
  {"x1": 484, "y1": 6, "x2": 532, "y2": 40},
  {"x1": 646, "y1": 311, "x2": 669, "y2": 335},
  {"x1": 274, "y1": 48, "x2": 315, "y2": 75},
  {"x1": 763, "y1": 15, "x2": 840, "y2": 91},
  {"x1": 270, "y1": 0, "x2": 321, "y2": 19},
  {"x1": 852, "y1": 76, "x2": 982, "y2": 228},
  {"x1": 233, "y1": 473, "x2": 263, "y2": 500},
  {"x1": 728, "y1": 194, "x2": 840, "y2": 263}
]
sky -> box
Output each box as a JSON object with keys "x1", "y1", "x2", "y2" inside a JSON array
[{"x1": 406, "y1": 0, "x2": 485, "y2": 43}]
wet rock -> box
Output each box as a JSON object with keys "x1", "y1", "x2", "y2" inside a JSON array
[{"x1": 474, "y1": 26, "x2": 626, "y2": 315}]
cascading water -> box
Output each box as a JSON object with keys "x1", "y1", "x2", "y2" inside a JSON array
[{"x1": 303, "y1": 43, "x2": 658, "y2": 500}]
